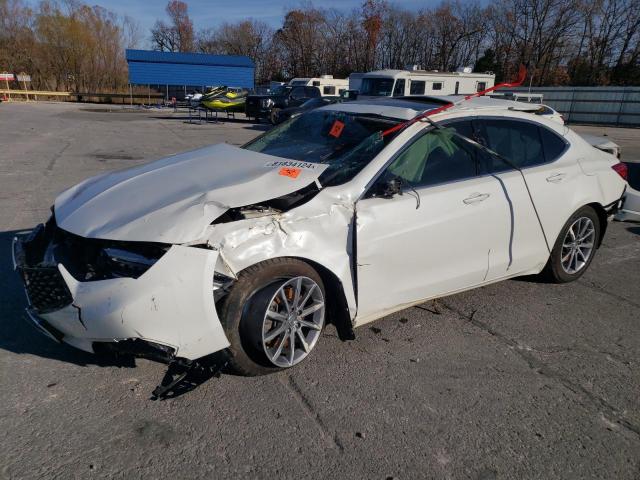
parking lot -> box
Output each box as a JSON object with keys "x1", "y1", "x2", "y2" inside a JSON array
[{"x1": 1, "y1": 102, "x2": 639, "y2": 479}]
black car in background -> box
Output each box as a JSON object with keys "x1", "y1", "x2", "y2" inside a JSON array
[
  {"x1": 245, "y1": 85, "x2": 321, "y2": 123},
  {"x1": 273, "y1": 97, "x2": 340, "y2": 124}
]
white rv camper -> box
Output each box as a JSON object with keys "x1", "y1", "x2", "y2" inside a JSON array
[
  {"x1": 288, "y1": 75, "x2": 349, "y2": 96},
  {"x1": 358, "y1": 67, "x2": 495, "y2": 98}
]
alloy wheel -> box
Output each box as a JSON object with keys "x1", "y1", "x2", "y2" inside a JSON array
[
  {"x1": 561, "y1": 216, "x2": 596, "y2": 274},
  {"x1": 261, "y1": 276, "x2": 325, "y2": 368}
]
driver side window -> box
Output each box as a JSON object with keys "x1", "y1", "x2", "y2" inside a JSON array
[{"x1": 384, "y1": 129, "x2": 479, "y2": 188}]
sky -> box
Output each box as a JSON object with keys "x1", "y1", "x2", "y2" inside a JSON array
[{"x1": 61, "y1": 0, "x2": 428, "y2": 47}]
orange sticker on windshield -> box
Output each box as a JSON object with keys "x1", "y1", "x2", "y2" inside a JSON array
[
  {"x1": 279, "y1": 167, "x2": 301, "y2": 179},
  {"x1": 329, "y1": 120, "x2": 345, "y2": 138}
]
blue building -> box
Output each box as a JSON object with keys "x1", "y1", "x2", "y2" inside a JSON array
[{"x1": 125, "y1": 49, "x2": 255, "y2": 100}]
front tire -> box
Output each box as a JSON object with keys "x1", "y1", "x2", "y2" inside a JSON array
[
  {"x1": 542, "y1": 205, "x2": 600, "y2": 283},
  {"x1": 218, "y1": 258, "x2": 325, "y2": 376},
  {"x1": 269, "y1": 108, "x2": 281, "y2": 125}
]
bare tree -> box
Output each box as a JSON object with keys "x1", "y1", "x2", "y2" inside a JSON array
[
  {"x1": 151, "y1": 0, "x2": 194, "y2": 52},
  {"x1": 197, "y1": 20, "x2": 277, "y2": 83}
]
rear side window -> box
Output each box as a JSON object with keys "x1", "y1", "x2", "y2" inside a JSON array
[
  {"x1": 323, "y1": 86, "x2": 335, "y2": 95},
  {"x1": 386, "y1": 129, "x2": 478, "y2": 188},
  {"x1": 410, "y1": 81, "x2": 425, "y2": 95},
  {"x1": 432, "y1": 82, "x2": 443, "y2": 91},
  {"x1": 539, "y1": 127, "x2": 567, "y2": 161},
  {"x1": 476, "y1": 119, "x2": 545, "y2": 170}
]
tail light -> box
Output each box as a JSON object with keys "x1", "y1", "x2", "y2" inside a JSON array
[{"x1": 612, "y1": 162, "x2": 628, "y2": 180}]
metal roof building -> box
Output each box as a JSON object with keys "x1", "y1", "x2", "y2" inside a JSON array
[{"x1": 125, "y1": 49, "x2": 255, "y2": 99}]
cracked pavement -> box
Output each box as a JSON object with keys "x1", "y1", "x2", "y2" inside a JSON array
[{"x1": 1, "y1": 102, "x2": 639, "y2": 479}]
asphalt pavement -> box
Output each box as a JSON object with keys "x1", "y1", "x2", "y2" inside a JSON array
[{"x1": 1, "y1": 102, "x2": 639, "y2": 479}]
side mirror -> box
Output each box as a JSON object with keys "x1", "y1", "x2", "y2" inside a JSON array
[{"x1": 379, "y1": 176, "x2": 403, "y2": 198}]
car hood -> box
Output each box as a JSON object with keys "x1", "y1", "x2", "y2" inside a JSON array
[{"x1": 54, "y1": 143, "x2": 328, "y2": 243}]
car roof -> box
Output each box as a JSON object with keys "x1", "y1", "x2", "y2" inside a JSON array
[
  {"x1": 318, "y1": 97, "x2": 449, "y2": 120},
  {"x1": 320, "y1": 95, "x2": 548, "y2": 120}
]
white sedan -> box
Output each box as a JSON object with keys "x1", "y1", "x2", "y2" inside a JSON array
[{"x1": 13, "y1": 97, "x2": 629, "y2": 375}]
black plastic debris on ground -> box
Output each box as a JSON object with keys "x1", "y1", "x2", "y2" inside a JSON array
[{"x1": 151, "y1": 356, "x2": 228, "y2": 400}]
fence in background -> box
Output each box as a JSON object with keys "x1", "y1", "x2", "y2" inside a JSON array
[
  {"x1": 502, "y1": 86, "x2": 640, "y2": 127},
  {"x1": 0, "y1": 90, "x2": 165, "y2": 105}
]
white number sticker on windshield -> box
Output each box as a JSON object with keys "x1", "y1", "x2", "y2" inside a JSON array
[{"x1": 264, "y1": 160, "x2": 322, "y2": 170}]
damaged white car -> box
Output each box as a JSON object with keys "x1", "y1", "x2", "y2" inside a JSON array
[{"x1": 13, "y1": 96, "x2": 629, "y2": 376}]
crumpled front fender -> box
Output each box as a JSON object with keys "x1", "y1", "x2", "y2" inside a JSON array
[{"x1": 206, "y1": 197, "x2": 358, "y2": 319}]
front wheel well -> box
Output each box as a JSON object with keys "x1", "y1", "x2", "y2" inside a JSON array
[
  {"x1": 237, "y1": 257, "x2": 355, "y2": 341},
  {"x1": 296, "y1": 258, "x2": 356, "y2": 341},
  {"x1": 221, "y1": 257, "x2": 356, "y2": 342}
]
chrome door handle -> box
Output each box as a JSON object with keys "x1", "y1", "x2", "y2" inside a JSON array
[
  {"x1": 546, "y1": 173, "x2": 566, "y2": 183},
  {"x1": 463, "y1": 193, "x2": 490, "y2": 205}
]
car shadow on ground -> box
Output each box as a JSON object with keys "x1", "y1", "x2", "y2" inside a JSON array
[
  {"x1": 242, "y1": 123, "x2": 271, "y2": 132},
  {"x1": 627, "y1": 226, "x2": 640, "y2": 236},
  {"x1": 150, "y1": 113, "x2": 255, "y2": 123},
  {"x1": 151, "y1": 115, "x2": 272, "y2": 134}
]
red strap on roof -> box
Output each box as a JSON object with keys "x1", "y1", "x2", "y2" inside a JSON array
[{"x1": 381, "y1": 65, "x2": 527, "y2": 137}]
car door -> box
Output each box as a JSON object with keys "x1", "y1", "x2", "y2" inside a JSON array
[
  {"x1": 354, "y1": 127, "x2": 513, "y2": 325},
  {"x1": 443, "y1": 119, "x2": 550, "y2": 277},
  {"x1": 289, "y1": 87, "x2": 307, "y2": 107},
  {"x1": 473, "y1": 117, "x2": 580, "y2": 252}
]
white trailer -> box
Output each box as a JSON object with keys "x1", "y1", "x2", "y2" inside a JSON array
[
  {"x1": 358, "y1": 67, "x2": 495, "y2": 98},
  {"x1": 288, "y1": 75, "x2": 349, "y2": 96}
]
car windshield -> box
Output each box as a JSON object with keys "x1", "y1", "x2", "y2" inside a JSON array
[
  {"x1": 360, "y1": 78, "x2": 395, "y2": 96},
  {"x1": 243, "y1": 109, "x2": 399, "y2": 186}
]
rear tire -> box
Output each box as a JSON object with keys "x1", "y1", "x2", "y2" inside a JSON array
[
  {"x1": 542, "y1": 205, "x2": 600, "y2": 283},
  {"x1": 218, "y1": 258, "x2": 325, "y2": 376}
]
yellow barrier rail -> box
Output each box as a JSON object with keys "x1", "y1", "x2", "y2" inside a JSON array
[{"x1": 0, "y1": 89, "x2": 70, "y2": 96}]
